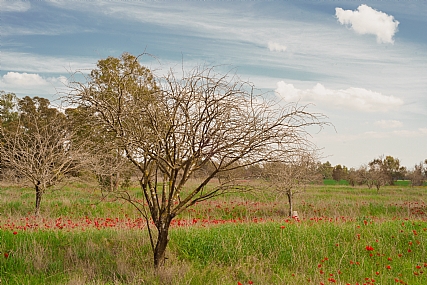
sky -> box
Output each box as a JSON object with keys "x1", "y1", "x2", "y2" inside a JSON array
[{"x1": 1, "y1": 0, "x2": 426, "y2": 169}]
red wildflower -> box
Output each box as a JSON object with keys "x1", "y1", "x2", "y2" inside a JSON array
[
  {"x1": 13, "y1": 231, "x2": 17, "y2": 235},
  {"x1": 4, "y1": 252, "x2": 9, "y2": 259},
  {"x1": 248, "y1": 281, "x2": 254, "y2": 284},
  {"x1": 238, "y1": 282, "x2": 243, "y2": 285},
  {"x1": 366, "y1": 245, "x2": 374, "y2": 251},
  {"x1": 386, "y1": 265, "x2": 392, "y2": 270}
]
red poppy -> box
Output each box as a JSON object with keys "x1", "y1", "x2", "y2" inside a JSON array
[
  {"x1": 366, "y1": 245, "x2": 374, "y2": 251},
  {"x1": 13, "y1": 231, "x2": 17, "y2": 235},
  {"x1": 4, "y1": 252, "x2": 9, "y2": 259}
]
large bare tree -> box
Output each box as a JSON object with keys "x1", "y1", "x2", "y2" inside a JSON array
[
  {"x1": 0, "y1": 96, "x2": 85, "y2": 215},
  {"x1": 69, "y1": 53, "x2": 327, "y2": 268}
]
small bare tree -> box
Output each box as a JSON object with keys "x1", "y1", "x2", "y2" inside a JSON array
[
  {"x1": 408, "y1": 161, "x2": 426, "y2": 187},
  {"x1": 368, "y1": 156, "x2": 389, "y2": 192},
  {"x1": 0, "y1": 96, "x2": 85, "y2": 216},
  {"x1": 263, "y1": 151, "x2": 319, "y2": 217},
  {"x1": 69, "y1": 53, "x2": 328, "y2": 268}
]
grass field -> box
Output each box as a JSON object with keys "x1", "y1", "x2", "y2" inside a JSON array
[{"x1": 1, "y1": 181, "x2": 426, "y2": 284}]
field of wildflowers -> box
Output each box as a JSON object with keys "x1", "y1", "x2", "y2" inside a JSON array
[{"x1": 0, "y1": 182, "x2": 426, "y2": 284}]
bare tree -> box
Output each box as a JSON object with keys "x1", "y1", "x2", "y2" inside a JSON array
[
  {"x1": 68, "y1": 53, "x2": 328, "y2": 268},
  {"x1": 0, "y1": 96, "x2": 85, "y2": 215},
  {"x1": 66, "y1": 107, "x2": 135, "y2": 192},
  {"x1": 408, "y1": 161, "x2": 426, "y2": 187},
  {"x1": 368, "y1": 156, "x2": 389, "y2": 192},
  {"x1": 262, "y1": 151, "x2": 319, "y2": 217}
]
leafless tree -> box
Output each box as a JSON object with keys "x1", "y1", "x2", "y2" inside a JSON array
[
  {"x1": 68, "y1": 53, "x2": 328, "y2": 268},
  {"x1": 262, "y1": 151, "x2": 319, "y2": 217},
  {"x1": 368, "y1": 156, "x2": 389, "y2": 192},
  {"x1": 408, "y1": 161, "x2": 426, "y2": 187},
  {"x1": 0, "y1": 99, "x2": 85, "y2": 216}
]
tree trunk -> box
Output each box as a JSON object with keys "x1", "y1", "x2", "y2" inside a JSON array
[
  {"x1": 287, "y1": 191, "x2": 293, "y2": 218},
  {"x1": 153, "y1": 218, "x2": 172, "y2": 268},
  {"x1": 35, "y1": 184, "x2": 43, "y2": 216}
]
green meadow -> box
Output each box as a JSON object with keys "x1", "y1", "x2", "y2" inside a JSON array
[{"x1": 1, "y1": 182, "x2": 426, "y2": 285}]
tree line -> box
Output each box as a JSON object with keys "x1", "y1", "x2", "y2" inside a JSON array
[{"x1": 319, "y1": 156, "x2": 427, "y2": 190}]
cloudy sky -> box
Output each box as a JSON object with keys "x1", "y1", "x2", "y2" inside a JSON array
[{"x1": 1, "y1": 0, "x2": 426, "y2": 169}]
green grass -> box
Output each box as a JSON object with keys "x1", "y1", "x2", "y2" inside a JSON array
[
  {"x1": 0, "y1": 180, "x2": 426, "y2": 284},
  {"x1": 323, "y1": 179, "x2": 349, "y2": 185}
]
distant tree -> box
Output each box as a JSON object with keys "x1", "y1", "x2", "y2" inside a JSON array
[
  {"x1": 347, "y1": 167, "x2": 361, "y2": 186},
  {"x1": 0, "y1": 96, "x2": 86, "y2": 215},
  {"x1": 319, "y1": 161, "x2": 333, "y2": 179},
  {"x1": 408, "y1": 161, "x2": 426, "y2": 187},
  {"x1": 382, "y1": 155, "x2": 405, "y2": 185},
  {"x1": 357, "y1": 165, "x2": 373, "y2": 189},
  {"x1": 368, "y1": 157, "x2": 389, "y2": 192},
  {"x1": 68, "y1": 53, "x2": 328, "y2": 268},
  {"x1": 263, "y1": 152, "x2": 318, "y2": 217},
  {"x1": 332, "y1": 164, "x2": 344, "y2": 182}
]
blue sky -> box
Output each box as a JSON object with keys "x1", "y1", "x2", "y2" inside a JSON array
[{"x1": 1, "y1": 0, "x2": 426, "y2": 169}]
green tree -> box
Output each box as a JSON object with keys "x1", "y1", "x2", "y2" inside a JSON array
[
  {"x1": 319, "y1": 161, "x2": 333, "y2": 179},
  {"x1": 69, "y1": 53, "x2": 328, "y2": 268},
  {"x1": 0, "y1": 91, "x2": 19, "y2": 127},
  {"x1": 382, "y1": 155, "x2": 405, "y2": 185}
]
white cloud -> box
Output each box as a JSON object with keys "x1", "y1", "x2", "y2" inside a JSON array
[
  {"x1": 0, "y1": 72, "x2": 69, "y2": 96},
  {"x1": 2, "y1": 72, "x2": 48, "y2": 87},
  {"x1": 0, "y1": 0, "x2": 30, "y2": 12},
  {"x1": 374, "y1": 120, "x2": 403, "y2": 129},
  {"x1": 335, "y1": 4, "x2": 399, "y2": 44},
  {"x1": 268, "y1": 41, "x2": 287, "y2": 52},
  {"x1": 275, "y1": 81, "x2": 403, "y2": 112}
]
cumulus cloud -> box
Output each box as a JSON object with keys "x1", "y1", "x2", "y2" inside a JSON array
[
  {"x1": 0, "y1": 72, "x2": 68, "y2": 95},
  {"x1": 268, "y1": 41, "x2": 287, "y2": 52},
  {"x1": 2, "y1": 72, "x2": 48, "y2": 87},
  {"x1": 335, "y1": 4, "x2": 399, "y2": 44},
  {"x1": 0, "y1": 0, "x2": 30, "y2": 12},
  {"x1": 374, "y1": 120, "x2": 403, "y2": 129},
  {"x1": 275, "y1": 81, "x2": 403, "y2": 112}
]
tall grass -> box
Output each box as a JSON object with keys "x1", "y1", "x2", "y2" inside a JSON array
[{"x1": 0, "y1": 181, "x2": 426, "y2": 284}]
